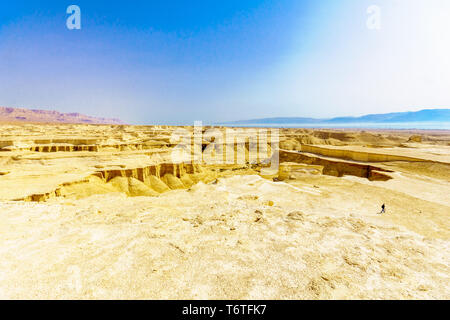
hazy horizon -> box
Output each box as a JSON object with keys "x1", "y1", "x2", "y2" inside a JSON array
[{"x1": 1, "y1": 0, "x2": 450, "y2": 125}]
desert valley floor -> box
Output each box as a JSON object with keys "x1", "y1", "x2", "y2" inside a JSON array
[{"x1": 0, "y1": 124, "x2": 449, "y2": 299}]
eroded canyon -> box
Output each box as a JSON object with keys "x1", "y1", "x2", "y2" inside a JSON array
[{"x1": 0, "y1": 124, "x2": 449, "y2": 299}]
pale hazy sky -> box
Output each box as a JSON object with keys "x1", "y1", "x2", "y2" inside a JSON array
[{"x1": 0, "y1": 0, "x2": 449, "y2": 124}]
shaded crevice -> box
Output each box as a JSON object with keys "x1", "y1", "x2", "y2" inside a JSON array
[
  {"x1": 15, "y1": 151, "x2": 398, "y2": 202},
  {"x1": 280, "y1": 150, "x2": 393, "y2": 181}
]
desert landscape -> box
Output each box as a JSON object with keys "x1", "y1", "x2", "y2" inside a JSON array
[{"x1": 0, "y1": 123, "x2": 448, "y2": 299}]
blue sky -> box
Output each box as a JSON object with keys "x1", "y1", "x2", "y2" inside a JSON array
[{"x1": 0, "y1": 0, "x2": 449, "y2": 124}]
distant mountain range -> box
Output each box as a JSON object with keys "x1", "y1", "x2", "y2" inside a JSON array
[
  {"x1": 224, "y1": 109, "x2": 450, "y2": 125},
  {"x1": 0, "y1": 107, "x2": 124, "y2": 125}
]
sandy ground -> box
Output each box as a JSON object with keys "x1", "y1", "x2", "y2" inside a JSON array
[{"x1": 0, "y1": 125, "x2": 449, "y2": 299}]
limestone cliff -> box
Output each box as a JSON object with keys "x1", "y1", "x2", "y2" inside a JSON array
[{"x1": 0, "y1": 106, "x2": 124, "y2": 124}]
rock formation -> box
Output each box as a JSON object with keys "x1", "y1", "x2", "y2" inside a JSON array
[
  {"x1": 0, "y1": 124, "x2": 448, "y2": 299},
  {"x1": 0, "y1": 106, "x2": 124, "y2": 124}
]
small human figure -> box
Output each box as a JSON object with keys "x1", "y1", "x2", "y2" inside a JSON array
[{"x1": 380, "y1": 203, "x2": 385, "y2": 214}]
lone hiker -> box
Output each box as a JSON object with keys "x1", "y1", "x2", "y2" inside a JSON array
[{"x1": 380, "y1": 203, "x2": 386, "y2": 214}]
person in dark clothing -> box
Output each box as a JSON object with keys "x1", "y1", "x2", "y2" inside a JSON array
[{"x1": 380, "y1": 203, "x2": 385, "y2": 214}]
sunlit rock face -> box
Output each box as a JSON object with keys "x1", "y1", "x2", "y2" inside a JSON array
[
  {"x1": 0, "y1": 124, "x2": 449, "y2": 299},
  {"x1": 0, "y1": 106, "x2": 124, "y2": 125}
]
